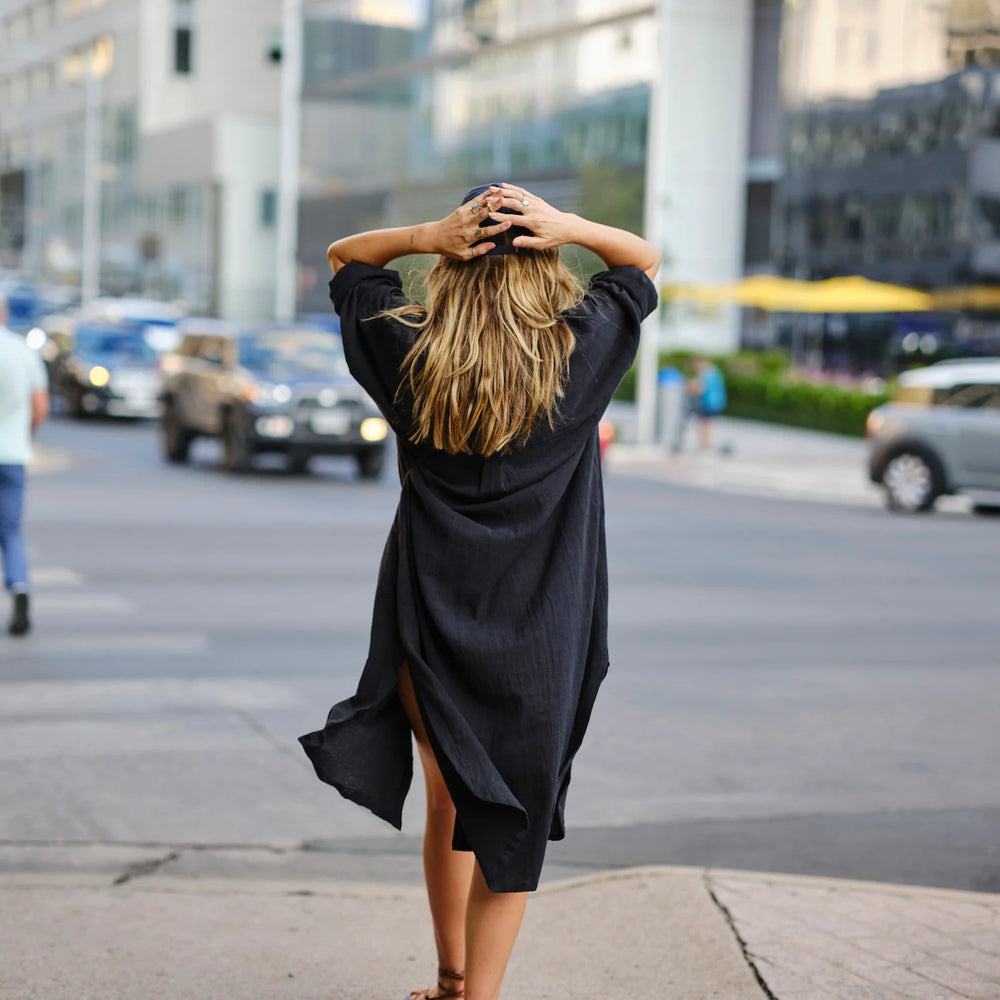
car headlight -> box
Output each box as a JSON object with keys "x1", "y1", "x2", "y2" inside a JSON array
[
  {"x1": 360, "y1": 417, "x2": 388, "y2": 442},
  {"x1": 245, "y1": 382, "x2": 293, "y2": 406},
  {"x1": 26, "y1": 327, "x2": 47, "y2": 351},
  {"x1": 89, "y1": 365, "x2": 110, "y2": 387}
]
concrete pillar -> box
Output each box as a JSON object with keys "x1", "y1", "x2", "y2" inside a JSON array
[
  {"x1": 637, "y1": 0, "x2": 754, "y2": 442},
  {"x1": 663, "y1": 0, "x2": 752, "y2": 354}
]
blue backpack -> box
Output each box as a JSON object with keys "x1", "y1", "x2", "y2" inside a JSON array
[{"x1": 701, "y1": 368, "x2": 727, "y2": 415}]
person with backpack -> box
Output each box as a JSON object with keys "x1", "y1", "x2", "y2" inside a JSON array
[{"x1": 687, "y1": 356, "x2": 727, "y2": 451}]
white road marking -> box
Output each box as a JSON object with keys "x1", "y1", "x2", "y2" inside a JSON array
[
  {"x1": 0, "y1": 677, "x2": 293, "y2": 718},
  {"x1": 12, "y1": 632, "x2": 208, "y2": 655},
  {"x1": 31, "y1": 567, "x2": 86, "y2": 588},
  {"x1": 32, "y1": 593, "x2": 134, "y2": 614}
]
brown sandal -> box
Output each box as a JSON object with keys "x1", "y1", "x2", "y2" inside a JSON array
[{"x1": 406, "y1": 967, "x2": 464, "y2": 1000}]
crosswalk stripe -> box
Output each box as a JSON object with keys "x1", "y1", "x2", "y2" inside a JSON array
[
  {"x1": 0, "y1": 676, "x2": 290, "y2": 716},
  {"x1": 14, "y1": 632, "x2": 208, "y2": 655},
  {"x1": 34, "y1": 593, "x2": 133, "y2": 614},
  {"x1": 31, "y1": 567, "x2": 86, "y2": 588}
]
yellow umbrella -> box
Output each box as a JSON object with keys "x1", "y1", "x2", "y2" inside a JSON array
[
  {"x1": 664, "y1": 275, "x2": 811, "y2": 311},
  {"x1": 798, "y1": 276, "x2": 931, "y2": 313},
  {"x1": 664, "y1": 275, "x2": 932, "y2": 313},
  {"x1": 931, "y1": 286, "x2": 1000, "y2": 311}
]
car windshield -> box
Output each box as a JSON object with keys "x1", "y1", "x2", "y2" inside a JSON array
[
  {"x1": 74, "y1": 327, "x2": 160, "y2": 362},
  {"x1": 238, "y1": 330, "x2": 349, "y2": 377}
]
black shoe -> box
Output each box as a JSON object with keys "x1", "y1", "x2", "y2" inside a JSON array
[{"x1": 9, "y1": 592, "x2": 30, "y2": 636}]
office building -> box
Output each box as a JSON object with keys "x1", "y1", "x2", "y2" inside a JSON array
[
  {"x1": 297, "y1": 0, "x2": 784, "y2": 353},
  {"x1": 0, "y1": 0, "x2": 284, "y2": 319}
]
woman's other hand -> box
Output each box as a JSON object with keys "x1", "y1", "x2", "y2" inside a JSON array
[
  {"x1": 498, "y1": 182, "x2": 660, "y2": 278},
  {"x1": 429, "y1": 186, "x2": 513, "y2": 260},
  {"x1": 496, "y1": 184, "x2": 574, "y2": 250}
]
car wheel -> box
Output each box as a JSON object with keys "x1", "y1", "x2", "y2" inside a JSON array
[
  {"x1": 357, "y1": 449, "x2": 385, "y2": 481},
  {"x1": 221, "y1": 412, "x2": 252, "y2": 473},
  {"x1": 162, "y1": 404, "x2": 193, "y2": 464},
  {"x1": 972, "y1": 503, "x2": 1000, "y2": 517},
  {"x1": 883, "y1": 449, "x2": 942, "y2": 513},
  {"x1": 67, "y1": 385, "x2": 86, "y2": 419}
]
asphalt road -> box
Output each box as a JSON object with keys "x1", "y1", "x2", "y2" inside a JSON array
[{"x1": 2, "y1": 417, "x2": 998, "y2": 892}]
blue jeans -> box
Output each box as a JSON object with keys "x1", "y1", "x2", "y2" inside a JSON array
[{"x1": 0, "y1": 465, "x2": 29, "y2": 590}]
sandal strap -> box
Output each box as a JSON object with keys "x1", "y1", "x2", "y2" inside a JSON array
[
  {"x1": 407, "y1": 969, "x2": 465, "y2": 1000},
  {"x1": 435, "y1": 970, "x2": 464, "y2": 999}
]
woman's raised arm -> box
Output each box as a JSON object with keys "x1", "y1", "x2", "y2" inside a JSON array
[
  {"x1": 495, "y1": 183, "x2": 661, "y2": 280},
  {"x1": 327, "y1": 187, "x2": 512, "y2": 273}
]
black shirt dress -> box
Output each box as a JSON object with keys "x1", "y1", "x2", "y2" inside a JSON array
[{"x1": 300, "y1": 260, "x2": 658, "y2": 893}]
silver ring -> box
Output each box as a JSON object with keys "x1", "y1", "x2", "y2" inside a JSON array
[{"x1": 522, "y1": 197, "x2": 530, "y2": 208}]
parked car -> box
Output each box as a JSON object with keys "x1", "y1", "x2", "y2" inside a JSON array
[
  {"x1": 60, "y1": 319, "x2": 164, "y2": 418},
  {"x1": 33, "y1": 313, "x2": 76, "y2": 388},
  {"x1": 160, "y1": 323, "x2": 388, "y2": 477},
  {"x1": 78, "y1": 297, "x2": 184, "y2": 354},
  {"x1": 867, "y1": 359, "x2": 1000, "y2": 513}
]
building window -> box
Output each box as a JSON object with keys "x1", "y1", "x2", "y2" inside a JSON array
[
  {"x1": 260, "y1": 189, "x2": 276, "y2": 227},
  {"x1": 266, "y1": 27, "x2": 282, "y2": 64},
  {"x1": 168, "y1": 186, "x2": 188, "y2": 223},
  {"x1": 174, "y1": 28, "x2": 192, "y2": 74},
  {"x1": 173, "y1": 0, "x2": 193, "y2": 75}
]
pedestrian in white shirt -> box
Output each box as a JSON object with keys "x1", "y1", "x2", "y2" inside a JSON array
[{"x1": 0, "y1": 292, "x2": 50, "y2": 636}]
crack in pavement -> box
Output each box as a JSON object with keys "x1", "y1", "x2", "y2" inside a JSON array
[
  {"x1": 703, "y1": 870, "x2": 777, "y2": 1000},
  {"x1": 112, "y1": 850, "x2": 181, "y2": 886},
  {"x1": 230, "y1": 708, "x2": 312, "y2": 769},
  {"x1": 0, "y1": 838, "x2": 293, "y2": 853}
]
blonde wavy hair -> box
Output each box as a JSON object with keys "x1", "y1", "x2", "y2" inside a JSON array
[{"x1": 377, "y1": 248, "x2": 582, "y2": 456}]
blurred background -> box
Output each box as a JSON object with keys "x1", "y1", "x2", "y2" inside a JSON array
[
  {"x1": 3, "y1": 0, "x2": 1000, "y2": 371},
  {"x1": 2, "y1": 0, "x2": 1000, "y2": 936}
]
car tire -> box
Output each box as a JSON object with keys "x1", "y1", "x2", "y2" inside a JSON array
[
  {"x1": 357, "y1": 449, "x2": 385, "y2": 481},
  {"x1": 67, "y1": 385, "x2": 86, "y2": 419},
  {"x1": 882, "y1": 447, "x2": 944, "y2": 513},
  {"x1": 972, "y1": 503, "x2": 1000, "y2": 517},
  {"x1": 221, "y1": 412, "x2": 252, "y2": 473},
  {"x1": 162, "y1": 404, "x2": 193, "y2": 464}
]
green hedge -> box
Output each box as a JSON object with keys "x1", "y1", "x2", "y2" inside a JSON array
[
  {"x1": 614, "y1": 351, "x2": 887, "y2": 438},
  {"x1": 723, "y1": 373, "x2": 888, "y2": 437}
]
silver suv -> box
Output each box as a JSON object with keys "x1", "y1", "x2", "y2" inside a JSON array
[{"x1": 867, "y1": 360, "x2": 1000, "y2": 513}]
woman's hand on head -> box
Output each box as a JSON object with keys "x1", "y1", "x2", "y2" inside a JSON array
[
  {"x1": 429, "y1": 186, "x2": 514, "y2": 260},
  {"x1": 496, "y1": 183, "x2": 576, "y2": 250}
]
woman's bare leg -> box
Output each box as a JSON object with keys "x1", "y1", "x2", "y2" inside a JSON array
[
  {"x1": 464, "y1": 864, "x2": 528, "y2": 1000},
  {"x1": 399, "y1": 664, "x2": 475, "y2": 991}
]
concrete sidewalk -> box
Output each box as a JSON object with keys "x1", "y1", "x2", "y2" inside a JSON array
[
  {"x1": 2, "y1": 856, "x2": 998, "y2": 999},
  {"x1": 604, "y1": 411, "x2": 974, "y2": 512},
  {"x1": 605, "y1": 412, "x2": 882, "y2": 507}
]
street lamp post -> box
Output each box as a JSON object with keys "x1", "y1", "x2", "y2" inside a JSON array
[
  {"x1": 636, "y1": 0, "x2": 671, "y2": 447},
  {"x1": 80, "y1": 67, "x2": 102, "y2": 305},
  {"x1": 275, "y1": 0, "x2": 304, "y2": 323},
  {"x1": 81, "y1": 39, "x2": 112, "y2": 305}
]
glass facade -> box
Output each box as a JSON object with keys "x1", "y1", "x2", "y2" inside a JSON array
[
  {"x1": 779, "y1": 0, "x2": 1000, "y2": 286},
  {"x1": 776, "y1": 0, "x2": 1000, "y2": 369},
  {"x1": 296, "y1": 0, "x2": 656, "y2": 313}
]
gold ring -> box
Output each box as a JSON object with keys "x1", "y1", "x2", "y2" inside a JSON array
[
  {"x1": 470, "y1": 203, "x2": 479, "y2": 213},
  {"x1": 473, "y1": 228, "x2": 483, "y2": 240}
]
